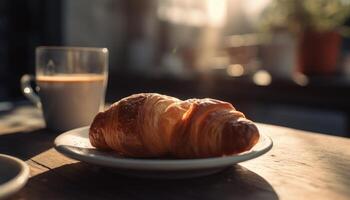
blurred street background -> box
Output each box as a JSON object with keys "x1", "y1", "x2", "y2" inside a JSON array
[{"x1": 1, "y1": 0, "x2": 350, "y2": 136}]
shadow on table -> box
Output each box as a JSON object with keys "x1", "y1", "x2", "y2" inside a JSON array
[
  {"x1": 0, "y1": 128, "x2": 58, "y2": 160},
  {"x1": 12, "y1": 162, "x2": 279, "y2": 200}
]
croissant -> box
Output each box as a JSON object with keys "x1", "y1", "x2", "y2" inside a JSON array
[{"x1": 89, "y1": 93, "x2": 259, "y2": 158}]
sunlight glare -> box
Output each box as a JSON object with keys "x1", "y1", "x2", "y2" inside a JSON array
[
  {"x1": 253, "y1": 70, "x2": 271, "y2": 86},
  {"x1": 227, "y1": 64, "x2": 244, "y2": 77}
]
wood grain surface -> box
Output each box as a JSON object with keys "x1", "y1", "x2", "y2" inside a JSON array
[{"x1": 0, "y1": 105, "x2": 349, "y2": 200}]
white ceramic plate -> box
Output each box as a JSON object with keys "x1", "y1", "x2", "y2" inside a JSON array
[
  {"x1": 54, "y1": 126, "x2": 272, "y2": 178},
  {"x1": 0, "y1": 154, "x2": 30, "y2": 199}
]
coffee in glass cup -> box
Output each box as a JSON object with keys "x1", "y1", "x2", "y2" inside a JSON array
[{"x1": 21, "y1": 46, "x2": 108, "y2": 132}]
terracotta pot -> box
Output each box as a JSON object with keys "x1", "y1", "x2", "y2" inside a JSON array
[{"x1": 297, "y1": 30, "x2": 342, "y2": 75}]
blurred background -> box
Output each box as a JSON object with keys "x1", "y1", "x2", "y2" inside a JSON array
[{"x1": 1, "y1": 0, "x2": 350, "y2": 137}]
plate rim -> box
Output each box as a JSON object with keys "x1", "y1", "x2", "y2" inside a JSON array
[
  {"x1": 0, "y1": 154, "x2": 30, "y2": 199},
  {"x1": 54, "y1": 126, "x2": 273, "y2": 171}
]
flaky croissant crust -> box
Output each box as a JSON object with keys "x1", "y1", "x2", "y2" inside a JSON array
[{"x1": 89, "y1": 93, "x2": 259, "y2": 158}]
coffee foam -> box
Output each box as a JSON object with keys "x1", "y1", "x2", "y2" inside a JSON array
[{"x1": 36, "y1": 74, "x2": 105, "y2": 82}]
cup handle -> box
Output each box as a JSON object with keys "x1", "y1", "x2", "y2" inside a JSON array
[{"x1": 21, "y1": 74, "x2": 41, "y2": 108}]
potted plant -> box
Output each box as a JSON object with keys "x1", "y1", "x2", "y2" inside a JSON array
[{"x1": 260, "y1": 0, "x2": 350, "y2": 76}]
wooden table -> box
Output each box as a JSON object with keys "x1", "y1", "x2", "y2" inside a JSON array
[{"x1": 0, "y1": 104, "x2": 349, "y2": 200}]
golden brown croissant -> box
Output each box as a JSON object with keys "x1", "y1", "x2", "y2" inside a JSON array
[{"x1": 89, "y1": 93, "x2": 259, "y2": 158}]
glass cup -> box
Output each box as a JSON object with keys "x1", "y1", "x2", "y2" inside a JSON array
[{"x1": 21, "y1": 46, "x2": 108, "y2": 131}]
